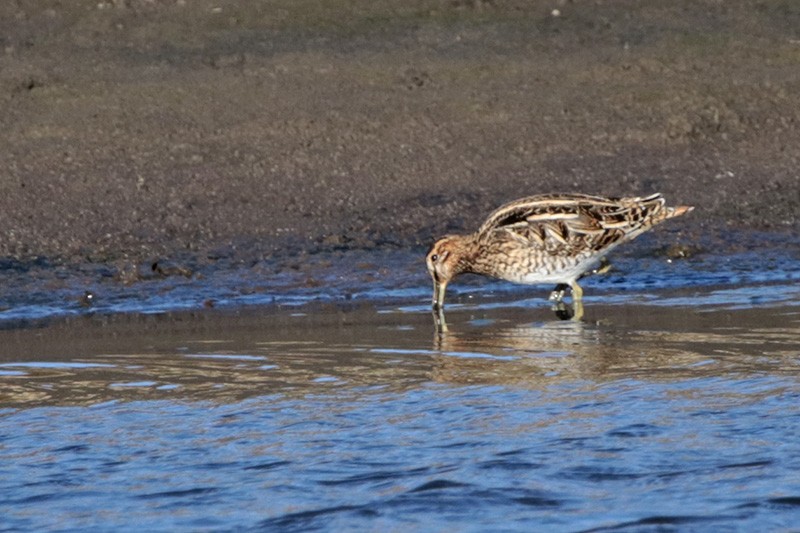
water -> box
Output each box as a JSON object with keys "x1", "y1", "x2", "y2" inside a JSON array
[{"x1": 1, "y1": 235, "x2": 800, "y2": 530}]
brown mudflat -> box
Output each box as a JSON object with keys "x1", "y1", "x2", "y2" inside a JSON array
[{"x1": 1, "y1": 0, "x2": 798, "y2": 275}]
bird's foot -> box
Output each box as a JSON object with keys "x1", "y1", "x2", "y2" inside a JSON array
[{"x1": 548, "y1": 283, "x2": 569, "y2": 302}]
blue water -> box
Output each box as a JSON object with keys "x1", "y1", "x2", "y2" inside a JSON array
[
  {"x1": 0, "y1": 288, "x2": 799, "y2": 530},
  {"x1": 3, "y1": 378, "x2": 799, "y2": 531},
  {"x1": 1, "y1": 233, "x2": 800, "y2": 530}
]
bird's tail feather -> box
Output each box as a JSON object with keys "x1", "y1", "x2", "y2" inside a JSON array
[{"x1": 664, "y1": 205, "x2": 694, "y2": 219}]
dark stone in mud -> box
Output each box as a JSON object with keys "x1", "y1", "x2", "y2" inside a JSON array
[
  {"x1": 151, "y1": 260, "x2": 193, "y2": 279},
  {"x1": 1, "y1": 0, "x2": 799, "y2": 276}
]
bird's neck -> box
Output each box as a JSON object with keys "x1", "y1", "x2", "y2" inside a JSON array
[
  {"x1": 451, "y1": 233, "x2": 486, "y2": 276},
  {"x1": 459, "y1": 232, "x2": 512, "y2": 279}
]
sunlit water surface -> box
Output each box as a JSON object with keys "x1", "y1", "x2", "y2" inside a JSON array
[{"x1": 2, "y1": 240, "x2": 800, "y2": 530}]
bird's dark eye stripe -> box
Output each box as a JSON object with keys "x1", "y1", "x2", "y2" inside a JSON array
[{"x1": 431, "y1": 254, "x2": 438, "y2": 262}]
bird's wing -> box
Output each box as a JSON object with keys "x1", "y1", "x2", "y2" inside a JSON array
[{"x1": 477, "y1": 193, "x2": 667, "y2": 250}]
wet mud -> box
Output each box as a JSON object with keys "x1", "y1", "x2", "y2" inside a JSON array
[{"x1": 1, "y1": 0, "x2": 799, "y2": 280}]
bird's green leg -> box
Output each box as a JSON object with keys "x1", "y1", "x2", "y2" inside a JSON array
[
  {"x1": 569, "y1": 279, "x2": 584, "y2": 320},
  {"x1": 569, "y1": 280, "x2": 584, "y2": 302}
]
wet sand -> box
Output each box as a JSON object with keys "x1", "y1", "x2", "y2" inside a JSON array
[{"x1": 2, "y1": 0, "x2": 799, "y2": 278}]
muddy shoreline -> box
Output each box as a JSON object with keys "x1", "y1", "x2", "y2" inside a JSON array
[{"x1": 1, "y1": 0, "x2": 799, "y2": 285}]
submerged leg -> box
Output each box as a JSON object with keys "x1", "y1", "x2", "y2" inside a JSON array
[
  {"x1": 550, "y1": 299, "x2": 584, "y2": 321},
  {"x1": 551, "y1": 301, "x2": 572, "y2": 320}
]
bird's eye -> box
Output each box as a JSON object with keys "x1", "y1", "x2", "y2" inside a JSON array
[{"x1": 431, "y1": 254, "x2": 438, "y2": 262}]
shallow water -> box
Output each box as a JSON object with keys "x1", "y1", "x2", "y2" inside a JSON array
[{"x1": 2, "y1": 263, "x2": 800, "y2": 530}]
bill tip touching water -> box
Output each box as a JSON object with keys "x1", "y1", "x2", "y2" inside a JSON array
[{"x1": 426, "y1": 193, "x2": 693, "y2": 316}]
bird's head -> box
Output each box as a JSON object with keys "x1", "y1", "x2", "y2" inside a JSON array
[{"x1": 426, "y1": 235, "x2": 471, "y2": 310}]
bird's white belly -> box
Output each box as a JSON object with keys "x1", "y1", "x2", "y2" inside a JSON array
[
  {"x1": 504, "y1": 257, "x2": 598, "y2": 285},
  {"x1": 517, "y1": 272, "x2": 576, "y2": 284}
]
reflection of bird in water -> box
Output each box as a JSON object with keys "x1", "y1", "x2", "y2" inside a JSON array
[
  {"x1": 434, "y1": 315, "x2": 595, "y2": 356},
  {"x1": 430, "y1": 318, "x2": 607, "y2": 387},
  {"x1": 426, "y1": 193, "x2": 693, "y2": 321},
  {"x1": 429, "y1": 311, "x2": 713, "y2": 388}
]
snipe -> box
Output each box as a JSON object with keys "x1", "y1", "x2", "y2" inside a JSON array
[{"x1": 426, "y1": 193, "x2": 693, "y2": 315}]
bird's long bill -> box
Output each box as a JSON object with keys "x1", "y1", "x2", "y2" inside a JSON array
[{"x1": 432, "y1": 279, "x2": 447, "y2": 310}]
